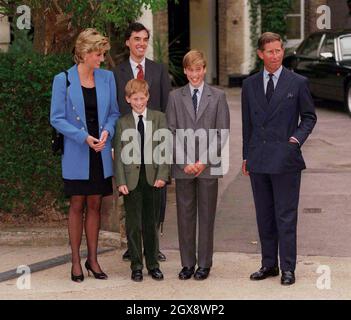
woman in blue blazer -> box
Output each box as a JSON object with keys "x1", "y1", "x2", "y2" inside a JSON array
[{"x1": 50, "y1": 29, "x2": 120, "y2": 282}]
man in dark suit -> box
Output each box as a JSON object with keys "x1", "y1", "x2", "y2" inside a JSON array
[
  {"x1": 113, "y1": 22, "x2": 171, "y2": 262},
  {"x1": 241, "y1": 32, "x2": 317, "y2": 286}
]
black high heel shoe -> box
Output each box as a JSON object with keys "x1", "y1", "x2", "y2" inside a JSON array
[
  {"x1": 71, "y1": 268, "x2": 84, "y2": 283},
  {"x1": 85, "y1": 260, "x2": 108, "y2": 280}
]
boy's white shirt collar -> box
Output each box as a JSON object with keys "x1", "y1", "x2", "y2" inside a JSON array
[
  {"x1": 132, "y1": 108, "x2": 147, "y2": 130},
  {"x1": 189, "y1": 82, "x2": 205, "y2": 107},
  {"x1": 189, "y1": 82, "x2": 204, "y2": 96}
]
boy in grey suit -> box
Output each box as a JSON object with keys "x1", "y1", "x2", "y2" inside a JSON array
[{"x1": 166, "y1": 50, "x2": 230, "y2": 280}]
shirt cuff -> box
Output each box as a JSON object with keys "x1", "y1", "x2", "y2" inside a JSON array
[{"x1": 289, "y1": 136, "x2": 300, "y2": 145}]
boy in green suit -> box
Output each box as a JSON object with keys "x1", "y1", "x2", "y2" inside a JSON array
[{"x1": 114, "y1": 79, "x2": 169, "y2": 282}]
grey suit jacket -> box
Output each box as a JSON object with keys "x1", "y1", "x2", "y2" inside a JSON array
[
  {"x1": 113, "y1": 58, "x2": 171, "y2": 116},
  {"x1": 166, "y1": 83, "x2": 230, "y2": 179},
  {"x1": 114, "y1": 109, "x2": 170, "y2": 191}
]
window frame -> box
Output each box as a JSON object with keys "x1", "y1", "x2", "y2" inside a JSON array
[{"x1": 285, "y1": 0, "x2": 305, "y2": 48}]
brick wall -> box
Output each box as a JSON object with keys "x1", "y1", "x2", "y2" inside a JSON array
[
  {"x1": 218, "y1": 0, "x2": 246, "y2": 86},
  {"x1": 305, "y1": 0, "x2": 328, "y2": 35}
]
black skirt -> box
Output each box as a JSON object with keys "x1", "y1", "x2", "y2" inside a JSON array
[{"x1": 63, "y1": 86, "x2": 113, "y2": 197}]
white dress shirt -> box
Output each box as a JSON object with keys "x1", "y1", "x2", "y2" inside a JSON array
[
  {"x1": 189, "y1": 82, "x2": 205, "y2": 112},
  {"x1": 129, "y1": 57, "x2": 146, "y2": 79},
  {"x1": 263, "y1": 65, "x2": 283, "y2": 94},
  {"x1": 132, "y1": 108, "x2": 147, "y2": 133}
]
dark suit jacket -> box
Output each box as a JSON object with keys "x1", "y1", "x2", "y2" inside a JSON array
[
  {"x1": 241, "y1": 67, "x2": 317, "y2": 174},
  {"x1": 113, "y1": 58, "x2": 171, "y2": 116}
]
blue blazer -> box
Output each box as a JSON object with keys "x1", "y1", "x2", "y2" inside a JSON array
[
  {"x1": 50, "y1": 65, "x2": 120, "y2": 179},
  {"x1": 241, "y1": 67, "x2": 317, "y2": 174}
]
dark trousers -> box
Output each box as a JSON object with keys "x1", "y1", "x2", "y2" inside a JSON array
[
  {"x1": 155, "y1": 185, "x2": 167, "y2": 253},
  {"x1": 250, "y1": 171, "x2": 301, "y2": 271},
  {"x1": 124, "y1": 168, "x2": 160, "y2": 271},
  {"x1": 175, "y1": 178, "x2": 218, "y2": 269}
]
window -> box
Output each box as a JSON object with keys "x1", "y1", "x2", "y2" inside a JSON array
[
  {"x1": 320, "y1": 35, "x2": 335, "y2": 56},
  {"x1": 285, "y1": 0, "x2": 305, "y2": 48},
  {"x1": 340, "y1": 35, "x2": 351, "y2": 60},
  {"x1": 298, "y1": 33, "x2": 323, "y2": 58}
]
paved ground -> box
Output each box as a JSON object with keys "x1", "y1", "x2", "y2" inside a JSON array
[{"x1": 1, "y1": 88, "x2": 351, "y2": 300}]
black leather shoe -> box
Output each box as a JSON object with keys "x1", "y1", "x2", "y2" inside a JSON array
[
  {"x1": 281, "y1": 271, "x2": 295, "y2": 285},
  {"x1": 178, "y1": 266, "x2": 195, "y2": 280},
  {"x1": 148, "y1": 268, "x2": 164, "y2": 281},
  {"x1": 122, "y1": 249, "x2": 131, "y2": 261},
  {"x1": 71, "y1": 270, "x2": 84, "y2": 283},
  {"x1": 131, "y1": 270, "x2": 143, "y2": 282},
  {"x1": 85, "y1": 261, "x2": 108, "y2": 280},
  {"x1": 194, "y1": 267, "x2": 210, "y2": 280},
  {"x1": 157, "y1": 251, "x2": 167, "y2": 262},
  {"x1": 250, "y1": 266, "x2": 279, "y2": 280}
]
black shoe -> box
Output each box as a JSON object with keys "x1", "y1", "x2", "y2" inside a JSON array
[
  {"x1": 148, "y1": 268, "x2": 164, "y2": 281},
  {"x1": 178, "y1": 266, "x2": 195, "y2": 280},
  {"x1": 157, "y1": 251, "x2": 167, "y2": 262},
  {"x1": 84, "y1": 261, "x2": 108, "y2": 280},
  {"x1": 194, "y1": 267, "x2": 210, "y2": 280},
  {"x1": 122, "y1": 249, "x2": 131, "y2": 261},
  {"x1": 250, "y1": 266, "x2": 279, "y2": 280},
  {"x1": 71, "y1": 270, "x2": 84, "y2": 283},
  {"x1": 131, "y1": 270, "x2": 143, "y2": 282},
  {"x1": 281, "y1": 271, "x2": 295, "y2": 286}
]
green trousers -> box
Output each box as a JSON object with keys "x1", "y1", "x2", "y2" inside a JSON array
[{"x1": 124, "y1": 168, "x2": 160, "y2": 271}]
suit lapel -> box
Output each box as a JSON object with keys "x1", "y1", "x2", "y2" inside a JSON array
[
  {"x1": 196, "y1": 83, "x2": 211, "y2": 122},
  {"x1": 94, "y1": 69, "x2": 108, "y2": 130},
  {"x1": 125, "y1": 113, "x2": 135, "y2": 129},
  {"x1": 264, "y1": 67, "x2": 293, "y2": 123},
  {"x1": 121, "y1": 60, "x2": 134, "y2": 82},
  {"x1": 145, "y1": 109, "x2": 154, "y2": 145},
  {"x1": 181, "y1": 84, "x2": 196, "y2": 123},
  {"x1": 68, "y1": 65, "x2": 87, "y2": 127},
  {"x1": 144, "y1": 59, "x2": 153, "y2": 88},
  {"x1": 254, "y1": 71, "x2": 270, "y2": 114}
]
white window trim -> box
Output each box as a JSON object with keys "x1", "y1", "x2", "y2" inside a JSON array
[{"x1": 285, "y1": 0, "x2": 305, "y2": 48}]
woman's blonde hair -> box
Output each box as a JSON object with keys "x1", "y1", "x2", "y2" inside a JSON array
[{"x1": 74, "y1": 28, "x2": 111, "y2": 64}]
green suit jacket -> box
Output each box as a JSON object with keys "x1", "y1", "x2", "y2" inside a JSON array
[{"x1": 114, "y1": 109, "x2": 170, "y2": 191}]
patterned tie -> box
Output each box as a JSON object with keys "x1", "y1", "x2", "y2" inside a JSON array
[
  {"x1": 137, "y1": 115, "x2": 144, "y2": 165},
  {"x1": 137, "y1": 64, "x2": 144, "y2": 80},
  {"x1": 266, "y1": 73, "x2": 274, "y2": 103},
  {"x1": 192, "y1": 89, "x2": 199, "y2": 115}
]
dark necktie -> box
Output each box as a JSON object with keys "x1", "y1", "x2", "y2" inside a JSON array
[
  {"x1": 192, "y1": 89, "x2": 199, "y2": 115},
  {"x1": 266, "y1": 73, "x2": 274, "y2": 103},
  {"x1": 137, "y1": 64, "x2": 144, "y2": 80},
  {"x1": 137, "y1": 115, "x2": 144, "y2": 165}
]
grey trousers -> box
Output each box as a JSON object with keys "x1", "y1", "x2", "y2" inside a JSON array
[{"x1": 175, "y1": 178, "x2": 218, "y2": 269}]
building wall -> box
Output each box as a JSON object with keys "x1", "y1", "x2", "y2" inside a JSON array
[
  {"x1": 0, "y1": 14, "x2": 10, "y2": 52},
  {"x1": 328, "y1": 0, "x2": 351, "y2": 29},
  {"x1": 139, "y1": 8, "x2": 154, "y2": 60},
  {"x1": 218, "y1": 0, "x2": 250, "y2": 85},
  {"x1": 305, "y1": 0, "x2": 328, "y2": 35},
  {"x1": 190, "y1": 0, "x2": 217, "y2": 83},
  {"x1": 153, "y1": 8, "x2": 169, "y2": 63}
]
